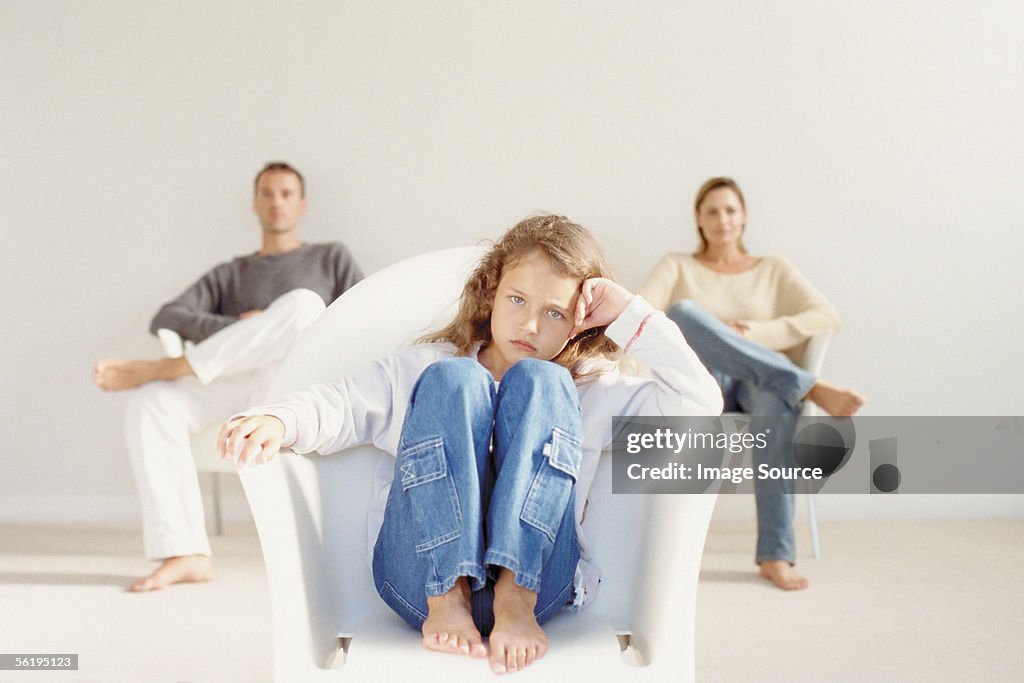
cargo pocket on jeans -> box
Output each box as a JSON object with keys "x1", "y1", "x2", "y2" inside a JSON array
[
  {"x1": 398, "y1": 437, "x2": 462, "y2": 553},
  {"x1": 521, "y1": 426, "x2": 582, "y2": 542}
]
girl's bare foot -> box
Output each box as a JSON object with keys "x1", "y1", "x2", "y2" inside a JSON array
[
  {"x1": 807, "y1": 380, "x2": 864, "y2": 417},
  {"x1": 422, "y1": 577, "x2": 487, "y2": 658},
  {"x1": 488, "y1": 569, "x2": 547, "y2": 675},
  {"x1": 93, "y1": 357, "x2": 192, "y2": 391},
  {"x1": 128, "y1": 555, "x2": 212, "y2": 592},
  {"x1": 758, "y1": 560, "x2": 808, "y2": 590}
]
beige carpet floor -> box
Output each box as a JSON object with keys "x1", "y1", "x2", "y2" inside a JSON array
[{"x1": 1, "y1": 518, "x2": 1021, "y2": 682}]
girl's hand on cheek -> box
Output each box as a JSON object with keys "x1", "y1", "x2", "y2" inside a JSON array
[{"x1": 571, "y1": 277, "x2": 632, "y2": 337}]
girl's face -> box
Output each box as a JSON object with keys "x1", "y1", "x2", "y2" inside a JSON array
[
  {"x1": 696, "y1": 187, "x2": 747, "y2": 249},
  {"x1": 481, "y1": 250, "x2": 579, "y2": 379}
]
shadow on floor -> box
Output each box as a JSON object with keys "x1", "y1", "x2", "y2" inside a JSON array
[
  {"x1": 698, "y1": 569, "x2": 762, "y2": 584},
  {"x1": 0, "y1": 571, "x2": 133, "y2": 587}
]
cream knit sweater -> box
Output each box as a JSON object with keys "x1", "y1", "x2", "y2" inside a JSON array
[{"x1": 639, "y1": 253, "x2": 840, "y2": 360}]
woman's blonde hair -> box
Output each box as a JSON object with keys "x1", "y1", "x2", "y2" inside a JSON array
[
  {"x1": 421, "y1": 214, "x2": 619, "y2": 380},
  {"x1": 693, "y1": 176, "x2": 747, "y2": 254}
]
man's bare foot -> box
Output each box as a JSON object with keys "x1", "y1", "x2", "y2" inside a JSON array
[
  {"x1": 128, "y1": 555, "x2": 212, "y2": 592},
  {"x1": 807, "y1": 380, "x2": 864, "y2": 417},
  {"x1": 758, "y1": 560, "x2": 808, "y2": 591},
  {"x1": 422, "y1": 577, "x2": 487, "y2": 658},
  {"x1": 488, "y1": 569, "x2": 547, "y2": 675},
  {"x1": 93, "y1": 357, "x2": 192, "y2": 391}
]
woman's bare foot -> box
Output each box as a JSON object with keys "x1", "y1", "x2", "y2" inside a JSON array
[
  {"x1": 128, "y1": 555, "x2": 212, "y2": 592},
  {"x1": 422, "y1": 577, "x2": 487, "y2": 658},
  {"x1": 807, "y1": 380, "x2": 864, "y2": 417},
  {"x1": 93, "y1": 357, "x2": 192, "y2": 391},
  {"x1": 488, "y1": 569, "x2": 547, "y2": 675},
  {"x1": 758, "y1": 560, "x2": 808, "y2": 591}
]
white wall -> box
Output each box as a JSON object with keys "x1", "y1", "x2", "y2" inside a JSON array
[{"x1": 2, "y1": 0, "x2": 1022, "y2": 523}]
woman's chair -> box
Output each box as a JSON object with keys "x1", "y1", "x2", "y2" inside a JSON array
[
  {"x1": 720, "y1": 330, "x2": 833, "y2": 559},
  {"x1": 238, "y1": 246, "x2": 718, "y2": 682}
]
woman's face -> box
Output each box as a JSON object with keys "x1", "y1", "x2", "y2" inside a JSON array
[{"x1": 696, "y1": 187, "x2": 747, "y2": 249}]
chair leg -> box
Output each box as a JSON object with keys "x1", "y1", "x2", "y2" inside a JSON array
[
  {"x1": 211, "y1": 472, "x2": 224, "y2": 536},
  {"x1": 807, "y1": 492, "x2": 821, "y2": 559}
]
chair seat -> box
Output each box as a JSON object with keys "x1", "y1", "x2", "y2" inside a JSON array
[
  {"x1": 299, "y1": 608, "x2": 681, "y2": 682},
  {"x1": 333, "y1": 610, "x2": 654, "y2": 682}
]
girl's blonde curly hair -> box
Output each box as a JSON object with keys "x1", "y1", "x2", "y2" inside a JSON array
[{"x1": 421, "y1": 214, "x2": 619, "y2": 380}]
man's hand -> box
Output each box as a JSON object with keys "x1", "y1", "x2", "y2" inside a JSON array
[
  {"x1": 217, "y1": 415, "x2": 285, "y2": 466},
  {"x1": 570, "y1": 278, "x2": 633, "y2": 338},
  {"x1": 239, "y1": 310, "x2": 263, "y2": 320}
]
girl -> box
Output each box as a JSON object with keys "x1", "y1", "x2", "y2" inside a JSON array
[
  {"x1": 218, "y1": 215, "x2": 722, "y2": 675},
  {"x1": 641, "y1": 177, "x2": 865, "y2": 590}
]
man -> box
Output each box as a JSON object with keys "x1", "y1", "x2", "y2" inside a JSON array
[{"x1": 93, "y1": 162, "x2": 363, "y2": 591}]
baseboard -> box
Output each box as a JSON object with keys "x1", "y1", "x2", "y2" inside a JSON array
[
  {"x1": 711, "y1": 492, "x2": 1024, "y2": 520},
  {"x1": 4, "y1": 491, "x2": 1020, "y2": 526},
  {"x1": 0, "y1": 495, "x2": 142, "y2": 525},
  {"x1": 0, "y1": 486, "x2": 254, "y2": 526}
]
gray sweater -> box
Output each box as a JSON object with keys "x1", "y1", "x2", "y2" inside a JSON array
[{"x1": 150, "y1": 242, "x2": 363, "y2": 343}]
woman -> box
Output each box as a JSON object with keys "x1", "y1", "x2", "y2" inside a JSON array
[{"x1": 640, "y1": 177, "x2": 864, "y2": 590}]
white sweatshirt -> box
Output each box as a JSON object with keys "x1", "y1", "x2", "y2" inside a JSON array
[{"x1": 242, "y1": 295, "x2": 723, "y2": 606}]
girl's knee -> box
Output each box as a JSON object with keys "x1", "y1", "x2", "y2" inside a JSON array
[
  {"x1": 417, "y1": 358, "x2": 493, "y2": 394},
  {"x1": 498, "y1": 361, "x2": 580, "y2": 428},
  {"x1": 502, "y1": 358, "x2": 573, "y2": 391}
]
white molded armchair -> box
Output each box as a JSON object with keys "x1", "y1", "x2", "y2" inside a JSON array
[{"x1": 239, "y1": 247, "x2": 717, "y2": 682}]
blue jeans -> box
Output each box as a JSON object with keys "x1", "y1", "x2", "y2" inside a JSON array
[
  {"x1": 667, "y1": 301, "x2": 816, "y2": 565},
  {"x1": 372, "y1": 358, "x2": 582, "y2": 636}
]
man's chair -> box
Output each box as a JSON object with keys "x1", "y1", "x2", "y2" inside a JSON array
[
  {"x1": 237, "y1": 246, "x2": 718, "y2": 682},
  {"x1": 156, "y1": 328, "x2": 234, "y2": 535}
]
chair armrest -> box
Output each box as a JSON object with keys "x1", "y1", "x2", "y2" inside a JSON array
[
  {"x1": 626, "y1": 492, "x2": 716, "y2": 674},
  {"x1": 801, "y1": 329, "x2": 833, "y2": 376}
]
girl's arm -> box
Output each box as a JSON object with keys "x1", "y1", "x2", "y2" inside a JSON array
[
  {"x1": 574, "y1": 278, "x2": 723, "y2": 419},
  {"x1": 600, "y1": 295, "x2": 724, "y2": 418},
  {"x1": 217, "y1": 346, "x2": 437, "y2": 466},
  {"x1": 577, "y1": 282, "x2": 720, "y2": 446}
]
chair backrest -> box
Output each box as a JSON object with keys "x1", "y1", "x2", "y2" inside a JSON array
[{"x1": 239, "y1": 246, "x2": 715, "y2": 679}]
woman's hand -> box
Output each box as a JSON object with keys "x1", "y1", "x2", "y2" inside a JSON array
[
  {"x1": 217, "y1": 415, "x2": 285, "y2": 466},
  {"x1": 727, "y1": 320, "x2": 751, "y2": 337},
  {"x1": 571, "y1": 277, "x2": 633, "y2": 338}
]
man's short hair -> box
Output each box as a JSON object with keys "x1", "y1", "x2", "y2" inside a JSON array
[{"x1": 254, "y1": 162, "x2": 305, "y2": 197}]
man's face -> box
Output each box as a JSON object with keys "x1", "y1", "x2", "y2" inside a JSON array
[{"x1": 253, "y1": 170, "x2": 306, "y2": 234}]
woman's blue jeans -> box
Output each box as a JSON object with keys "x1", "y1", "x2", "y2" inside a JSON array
[
  {"x1": 372, "y1": 357, "x2": 582, "y2": 635},
  {"x1": 667, "y1": 301, "x2": 817, "y2": 565}
]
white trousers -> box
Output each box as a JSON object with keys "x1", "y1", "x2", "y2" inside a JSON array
[{"x1": 124, "y1": 289, "x2": 326, "y2": 560}]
